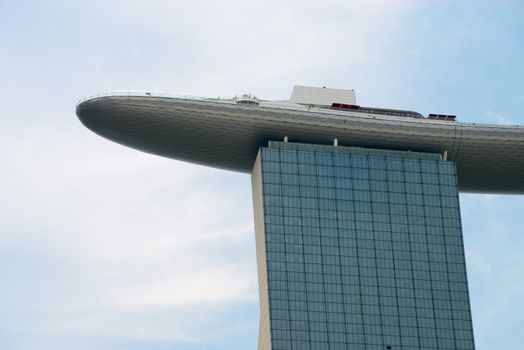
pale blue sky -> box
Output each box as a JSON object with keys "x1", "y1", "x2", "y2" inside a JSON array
[{"x1": 1, "y1": 1, "x2": 523, "y2": 349}]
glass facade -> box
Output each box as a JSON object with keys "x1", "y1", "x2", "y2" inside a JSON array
[{"x1": 252, "y1": 142, "x2": 475, "y2": 350}]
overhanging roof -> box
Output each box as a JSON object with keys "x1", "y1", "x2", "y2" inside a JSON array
[{"x1": 76, "y1": 93, "x2": 524, "y2": 194}]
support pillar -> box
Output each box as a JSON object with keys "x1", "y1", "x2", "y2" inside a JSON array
[{"x1": 251, "y1": 142, "x2": 475, "y2": 350}]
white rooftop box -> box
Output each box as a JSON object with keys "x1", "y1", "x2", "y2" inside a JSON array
[{"x1": 290, "y1": 85, "x2": 356, "y2": 106}]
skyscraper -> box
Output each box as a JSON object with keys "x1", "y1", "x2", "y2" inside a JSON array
[
  {"x1": 253, "y1": 142, "x2": 473, "y2": 349},
  {"x1": 77, "y1": 86, "x2": 524, "y2": 349}
]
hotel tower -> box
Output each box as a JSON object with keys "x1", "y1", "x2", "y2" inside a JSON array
[{"x1": 77, "y1": 86, "x2": 524, "y2": 349}]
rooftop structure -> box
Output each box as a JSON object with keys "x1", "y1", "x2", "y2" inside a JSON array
[
  {"x1": 290, "y1": 85, "x2": 356, "y2": 106},
  {"x1": 77, "y1": 87, "x2": 524, "y2": 194}
]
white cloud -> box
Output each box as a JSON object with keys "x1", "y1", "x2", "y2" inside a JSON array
[{"x1": 0, "y1": 121, "x2": 258, "y2": 345}]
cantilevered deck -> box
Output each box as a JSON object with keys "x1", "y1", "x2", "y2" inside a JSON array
[{"x1": 76, "y1": 92, "x2": 524, "y2": 194}]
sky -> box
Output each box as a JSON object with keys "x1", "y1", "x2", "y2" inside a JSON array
[{"x1": 1, "y1": 0, "x2": 523, "y2": 349}]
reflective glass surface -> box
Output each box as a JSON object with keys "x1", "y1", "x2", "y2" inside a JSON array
[{"x1": 259, "y1": 142, "x2": 475, "y2": 350}]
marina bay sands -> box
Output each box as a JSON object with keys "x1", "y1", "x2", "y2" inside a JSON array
[{"x1": 77, "y1": 85, "x2": 524, "y2": 349}]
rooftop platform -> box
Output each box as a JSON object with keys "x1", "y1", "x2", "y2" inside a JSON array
[{"x1": 76, "y1": 92, "x2": 524, "y2": 194}]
